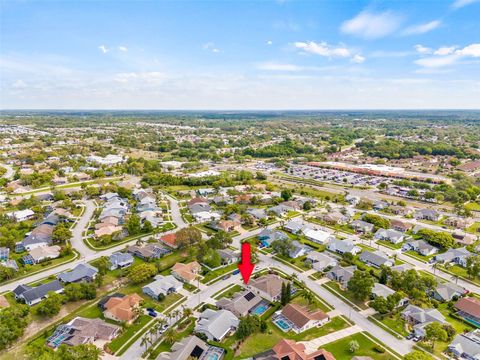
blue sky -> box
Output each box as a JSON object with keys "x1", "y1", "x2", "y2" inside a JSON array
[{"x1": 1, "y1": 0, "x2": 479, "y2": 109}]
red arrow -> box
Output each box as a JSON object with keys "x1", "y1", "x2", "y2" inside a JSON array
[{"x1": 238, "y1": 242, "x2": 255, "y2": 284}]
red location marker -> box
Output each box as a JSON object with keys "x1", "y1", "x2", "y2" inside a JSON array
[{"x1": 238, "y1": 242, "x2": 255, "y2": 284}]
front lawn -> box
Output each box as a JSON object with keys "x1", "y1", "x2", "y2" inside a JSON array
[
  {"x1": 322, "y1": 332, "x2": 398, "y2": 360},
  {"x1": 201, "y1": 263, "x2": 238, "y2": 284},
  {"x1": 322, "y1": 281, "x2": 369, "y2": 310},
  {"x1": 372, "y1": 312, "x2": 409, "y2": 337},
  {"x1": 107, "y1": 315, "x2": 152, "y2": 354},
  {"x1": 213, "y1": 284, "x2": 244, "y2": 300}
]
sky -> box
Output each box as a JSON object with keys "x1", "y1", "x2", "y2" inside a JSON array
[{"x1": 1, "y1": 0, "x2": 479, "y2": 110}]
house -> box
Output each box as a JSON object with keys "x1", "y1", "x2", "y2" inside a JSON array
[
  {"x1": 235, "y1": 194, "x2": 253, "y2": 204},
  {"x1": 373, "y1": 201, "x2": 389, "y2": 211},
  {"x1": 288, "y1": 241, "x2": 312, "y2": 259},
  {"x1": 345, "y1": 194, "x2": 360, "y2": 205},
  {"x1": 414, "y1": 209, "x2": 441, "y2": 222},
  {"x1": 103, "y1": 293, "x2": 143, "y2": 324},
  {"x1": 109, "y1": 252, "x2": 134, "y2": 270},
  {"x1": 94, "y1": 225, "x2": 123, "y2": 238},
  {"x1": 402, "y1": 240, "x2": 438, "y2": 257},
  {"x1": 401, "y1": 304, "x2": 446, "y2": 338},
  {"x1": 218, "y1": 249, "x2": 239, "y2": 265},
  {"x1": 160, "y1": 233, "x2": 179, "y2": 248},
  {"x1": 7, "y1": 209, "x2": 35, "y2": 222},
  {"x1": 127, "y1": 243, "x2": 170, "y2": 260},
  {"x1": 327, "y1": 239, "x2": 361, "y2": 255},
  {"x1": 305, "y1": 252, "x2": 337, "y2": 272},
  {"x1": 0, "y1": 247, "x2": 9, "y2": 261},
  {"x1": 445, "y1": 216, "x2": 474, "y2": 229},
  {"x1": 303, "y1": 228, "x2": 334, "y2": 245},
  {"x1": 46, "y1": 317, "x2": 120, "y2": 348},
  {"x1": 278, "y1": 303, "x2": 329, "y2": 334},
  {"x1": 453, "y1": 232, "x2": 477, "y2": 246},
  {"x1": 370, "y1": 283, "x2": 405, "y2": 306},
  {"x1": 454, "y1": 297, "x2": 480, "y2": 326},
  {"x1": 321, "y1": 211, "x2": 350, "y2": 225},
  {"x1": 139, "y1": 210, "x2": 163, "y2": 227},
  {"x1": 192, "y1": 211, "x2": 221, "y2": 223},
  {"x1": 216, "y1": 289, "x2": 263, "y2": 317},
  {"x1": 58, "y1": 263, "x2": 98, "y2": 283},
  {"x1": 267, "y1": 339, "x2": 335, "y2": 360},
  {"x1": 210, "y1": 219, "x2": 240, "y2": 233},
  {"x1": 391, "y1": 219, "x2": 413, "y2": 233},
  {"x1": 247, "y1": 208, "x2": 268, "y2": 220},
  {"x1": 350, "y1": 220, "x2": 374, "y2": 233},
  {"x1": 374, "y1": 228, "x2": 405, "y2": 244},
  {"x1": 268, "y1": 205, "x2": 291, "y2": 217},
  {"x1": 246, "y1": 274, "x2": 290, "y2": 302},
  {"x1": 195, "y1": 309, "x2": 239, "y2": 341},
  {"x1": 21, "y1": 223, "x2": 55, "y2": 250},
  {"x1": 28, "y1": 245, "x2": 61, "y2": 263},
  {"x1": 157, "y1": 336, "x2": 212, "y2": 360},
  {"x1": 280, "y1": 201, "x2": 301, "y2": 211},
  {"x1": 284, "y1": 220, "x2": 306, "y2": 234},
  {"x1": 390, "y1": 263, "x2": 414, "y2": 273},
  {"x1": 142, "y1": 275, "x2": 183, "y2": 300},
  {"x1": 327, "y1": 266, "x2": 356, "y2": 288},
  {"x1": 433, "y1": 247, "x2": 473, "y2": 267},
  {"x1": 448, "y1": 329, "x2": 480, "y2": 360},
  {"x1": 390, "y1": 205, "x2": 414, "y2": 217},
  {"x1": 171, "y1": 261, "x2": 202, "y2": 284},
  {"x1": 13, "y1": 280, "x2": 64, "y2": 306},
  {"x1": 359, "y1": 250, "x2": 394, "y2": 268},
  {"x1": 258, "y1": 229, "x2": 289, "y2": 247},
  {"x1": 431, "y1": 282, "x2": 466, "y2": 302}
]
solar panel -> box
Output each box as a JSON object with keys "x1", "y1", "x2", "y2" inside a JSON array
[
  {"x1": 191, "y1": 345, "x2": 204, "y2": 358},
  {"x1": 244, "y1": 292, "x2": 255, "y2": 301}
]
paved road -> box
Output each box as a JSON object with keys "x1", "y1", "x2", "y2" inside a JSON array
[{"x1": 71, "y1": 199, "x2": 97, "y2": 258}]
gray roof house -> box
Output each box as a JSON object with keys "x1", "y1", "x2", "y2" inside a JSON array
[
  {"x1": 268, "y1": 204, "x2": 291, "y2": 217},
  {"x1": 448, "y1": 330, "x2": 480, "y2": 360},
  {"x1": 350, "y1": 220, "x2": 374, "y2": 233},
  {"x1": 218, "y1": 249, "x2": 239, "y2": 265},
  {"x1": 374, "y1": 228, "x2": 405, "y2": 244},
  {"x1": 414, "y1": 209, "x2": 441, "y2": 222},
  {"x1": 401, "y1": 304, "x2": 446, "y2": 338},
  {"x1": 13, "y1": 279, "x2": 64, "y2": 306},
  {"x1": 327, "y1": 239, "x2": 361, "y2": 255},
  {"x1": 305, "y1": 252, "x2": 337, "y2": 272},
  {"x1": 284, "y1": 220, "x2": 306, "y2": 234},
  {"x1": 216, "y1": 289, "x2": 263, "y2": 317},
  {"x1": 109, "y1": 252, "x2": 134, "y2": 270},
  {"x1": 142, "y1": 275, "x2": 183, "y2": 300},
  {"x1": 390, "y1": 263, "x2": 414, "y2": 273},
  {"x1": 157, "y1": 336, "x2": 209, "y2": 360},
  {"x1": 432, "y1": 282, "x2": 466, "y2": 302},
  {"x1": 258, "y1": 229, "x2": 289, "y2": 247},
  {"x1": 58, "y1": 263, "x2": 98, "y2": 283},
  {"x1": 288, "y1": 241, "x2": 312, "y2": 259},
  {"x1": 359, "y1": 250, "x2": 394, "y2": 268},
  {"x1": 246, "y1": 208, "x2": 268, "y2": 220},
  {"x1": 433, "y1": 247, "x2": 473, "y2": 267},
  {"x1": 194, "y1": 309, "x2": 239, "y2": 341},
  {"x1": 402, "y1": 240, "x2": 438, "y2": 257},
  {"x1": 371, "y1": 283, "x2": 396, "y2": 298},
  {"x1": 327, "y1": 265, "x2": 356, "y2": 288}
]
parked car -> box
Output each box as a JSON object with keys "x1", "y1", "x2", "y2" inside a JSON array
[
  {"x1": 147, "y1": 310, "x2": 157, "y2": 317},
  {"x1": 406, "y1": 333, "x2": 414, "y2": 340}
]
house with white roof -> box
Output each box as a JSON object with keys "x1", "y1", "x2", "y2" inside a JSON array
[
  {"x1": 142, "y1": 275, "x2": 183, "y2": 300},
  {"x1": 195, "y1": 309, "x2": 239, "y2": 341}
]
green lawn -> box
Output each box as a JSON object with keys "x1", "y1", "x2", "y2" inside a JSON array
[
  {"x1": 322, "y1": 332, "x2": 398, "y2": 360},
  {"x1": 291, "y1": 292, "x2": 332, "y2": 313},
  {"x1": 274, "y1": 316, "x2": 350, "y2": 341},
  {"x1": 147, "y1": 317, "x2": 196, "y2": 359},
  {"x1": 440, "y1": 264, "x2": 480, "y2": 286},
  {"x1": 322, "y1": 281, "x2": 369, "y2": 310},
  {"x1": 213, "y1": 284, "x2": 244, "y2": 300},
  {"x1": 201, "y1": 263, "x2": 238, "y2": 284},
  {"x1": 377, "y1": 240, "x2": 403, "y2": 250},
  {"x1": 465, "y1": 202, "x2": 480, "y2": 211},
  {"x1": 372, "y1": 313, "x2": 409, "y2": 337},
  {"x1": 107, "y1": 315, "x2": 152, "y2": 354}
]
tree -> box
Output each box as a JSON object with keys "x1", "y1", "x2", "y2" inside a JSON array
[
  {"x1": 208, "y1": 231, "x2": 232, "y2": 249},
  {"x1": 347, "y1": 270, "x2": 374, "y2": 301},
  {"x1": 142, "y1": 219, "x2": 153, "y2": 233},
  {"x1": 55, "y1": 344, "x2": 101, "y2": 360},
  {"x1": 362, "y1": 213, "x2": 390, "y2": 230},
  {"x1": 126, "y1": 215, "x2": 142, "y2": 236},
  {"x1": 425, "y1": 322, "x2": 448, "y2": 350},
  {"x1": 303, "y1": 201, "x2": 312, "y2": 211},
  {"x1": 404, "y1": 350, "x2": 433, "y2": 360},
  {"x1": 271, "y1": 238, "x2": 295, "y2": 258},
  {"x1": 0, "y1": 304, "x2": 30, "y2": 350},
  {"x1": 466, "y1": 255, "x2": 480, "y2": 279},
  {"x1": 301, "y1": 289, "x2": 315, "y2": 305},
  {"x1": 370, "y1": 296, "x2": 389, "y2": 314},
  {"x1": 176, "y1": 226, "x2": 202, "y2": 247},
  {"x1": 280, "y1": 282, "x2": 292, "y2": 305},
  {"x1": 52, "y1": 224, "x2": 72, "y2": 244},
  {"x1": 348, "y1": 340, "x2": 359, "y2": 353},
  {"x1": 236, "y1": 315, "x2": 262, "y2": 340},
  {"x1": 35, "y1": 292, "x2": 63, "y2": 316},
  {"x1": 281, "y1": 189, "x2": 292, "y2": 201},
  {"x1": 64, "y1": 283, "x2": 96, "y2": 301},
  {"x1": 128, "y1": 263, "x2": 157, "y2": 284},
  {"x1": 0, "y1": 265, "x2": 15, "y2": 281}
]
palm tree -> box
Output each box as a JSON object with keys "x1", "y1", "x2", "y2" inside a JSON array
[
  {"x1": 164, "y1": 328, "x2": 176, "y2": 345},
  {"x1": 301, "y1": 289, "x2": 314, "y2": 305},
  {"x1": 182, "y1": 306, "x2": 193, "y2": 319},
  {"x1": 141, "y1": 335, "x2": 149, "y2": 352}
]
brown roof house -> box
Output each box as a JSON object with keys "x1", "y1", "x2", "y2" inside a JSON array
[
  {"x1": 103, "y1": 293, "x2": 142, "y2": 324},
  {"x1": 277, "y1": 303, "x2": 329, "y2": 334},
  {"x1": 171, "y1": 261, "x2": 202, "y2": 284},
  {"x1": 455, "y1": 297, "x2": 480, "y2": 326},
  {"x1": 246, "y1": 274, "x2": 290, "y2": 302},
  {"x1": 265, "y1": 339, "x2": 336, "y2": 360}
]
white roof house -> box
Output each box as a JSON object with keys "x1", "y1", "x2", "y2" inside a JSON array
[
  {"x1": 195, "y1": 309, "x2": 239, "y2": 341},
  {"x1": 303, "y1": 228, "x2": 333, "y2": 245},
  {"x1": 305, "y1": 251, "x2": 337, "y2": 271},
  {"x1": 142, "y1": 275, "x2": 183, "y2": 300},
  {"x1": 7, "y1": 209, "x2": 35, "y2": 222}
]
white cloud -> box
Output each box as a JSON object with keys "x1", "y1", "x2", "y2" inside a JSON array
[
  {"x1": 118, "y1": 46, "x2": 128, "y2": 52},
  {"x1": 12, "y1": 80, "x2": 27, "y2": 88},
  {"x1": 341, "y1": 10, "x2": 402, "y2": 39},
  {"x1": 294, "y1": 41, "x2": 365, "y2": 64},
  {"x1": 434, "y1": 46, "x2": 457, "y2": 55},
  {"x1": 114, "y1": 71, "x2": 166, "y2": 83},
  {"x1": 351, "y1": 54, "x2": 365, "y2": 64},
  {"x1": 98, "y1": 45, "x2": 109, "y2": 54},
  {"x1": 203, "y1": 42, "x2": 221, "y2": 53},
  {"x1": 455, "y1": 43, "x2": 480, "y2": 57},
  {"x1": 414, "y1": 44, "x2": 432, "y2": 54},
  {"x1": 415, "y1": 55, "x2": 460, "y2": 68},
  {"x1": 452, "y1": 0, "x2": 479, "y2": 9},
  {"x1": 402, "y1": 20, "x2": 441, "y2": 35},
  {"x1": 267, "y1": 40, "x2": 273, "y2": 45}
]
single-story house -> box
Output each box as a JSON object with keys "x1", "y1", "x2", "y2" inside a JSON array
[
  {"x1": 374, "y1": 228, "x2": 405, "y2": 244},
  {"x1": 218, "y1": 249, "x2": 239, "y2": 265},
  {"x1": 350, "y1": 220, "x2": 374, "y2": 233},
  {"x1": 142, "y1": 275, "x2": 183, "y2": 300},
  {"x1": 327, "y1": 239, "x2": 361, "y2": 255},
  {"x1": 195, "y1": 309, "x2": 239, "y2": 341},
  {"x1": 391, "y1": 219, "x2": 414, "y2": 232},
  {"x1": 303, "y1": 228, "x2": 334, "y2": 245},
  {"x1": 305, "y1": 252, "x2": 337, "y2": 272},
  {"x1": 109, "y1": 252, "x2": 134, "y2": 270},
  {"x1": 216, "y1": 289, "x2": 263, "y2": 317},
  {"x1": 359, "y1": 250, "x2": 394, "y2": 268},
  {"x1": 246, "y1": 274, "x2": 290, "y2": 302},
  {"x1": 401, "y1": 304, "x2": 446, "y2": 338},
  {"x1": 327, "y1": 266, "x2": 356, "y2": 289},
  {"x1": 431, "y1": 282, "x2": 466, "y2": 302},
  {"x1": 414, "y1": 209, "x2": 441, "y2": 222},
  {"x1": 258, "y1": 229, "x2": 289, "y2": 247},
  {"x1": 103, "y1": 293, "x2": 143, "y2": 324},
  {"x1": 454, "y1": 297, "x2": 480, "y2": 326},
  {"x1": 402, "y1": 240, "x2": 438, "y2": 257},
  {"x1": 433, "y1": 247, "x2": 473, "y2": 267},
  {"x1": 171, "y1": 261, "x2": 202, "y2": 284},
  {"x1": 448, "y1": 329, "x2": 480, "y2": 360},
  {"x1": 13, "y1": 279, "x2": 64, "y2": 306},
  {"x1": 279, "y1": 303, "x2": 329, "y2": 334},
  {"x1": 58, "y1": 263, "x2": 98, "y2": 283}
]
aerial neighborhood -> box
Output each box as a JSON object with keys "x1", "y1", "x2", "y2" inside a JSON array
[{"x1": 1, "y1": 114, "x2": 480, "y2": 360}]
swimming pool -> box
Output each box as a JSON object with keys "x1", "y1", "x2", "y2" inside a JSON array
[
  {"x1": 274, "y1": 318, "x2": 292, "y2": 332},
  {"x1": 251, "y1": 303, "x2": 269, "y2": 316}
]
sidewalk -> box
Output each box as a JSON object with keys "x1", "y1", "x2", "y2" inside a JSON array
[{"x1": 299, "y1": 325, "x2": 362, "y2": 352}]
